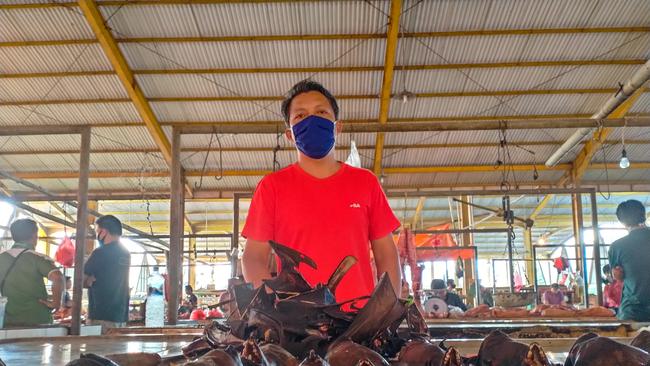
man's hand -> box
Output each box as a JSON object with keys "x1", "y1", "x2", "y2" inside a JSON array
[
  {"x1": 612, "y1": 266, "x2": 625, "y2": 281},
  {"x1": 39, "y1": 298, "x2": 61, "y2": 311}
]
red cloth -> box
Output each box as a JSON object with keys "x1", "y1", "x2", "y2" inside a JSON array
[
  {"x1": 242, "y1": 163, "x2": 400, "y2": 303},
  {"x1": 604, "y1": 280, "x2": 623, "y2": 308}
]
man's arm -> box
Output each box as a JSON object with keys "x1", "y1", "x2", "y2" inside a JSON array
[
  {"x1": 242, "y1": 239, "x2": 273, "y2": 288},
  {"x1": 371, "y1": 234, "x2": 402, "y2": 297},
  {"x1": 40, "y1": 269, "x2": 65, "y2": 310},
  {"x1": 83, "y1": 252, "x2": 97, "y2": 288}
]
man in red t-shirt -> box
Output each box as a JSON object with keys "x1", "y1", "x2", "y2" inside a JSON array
[{"x1": 241, "y1": 80, "x2": 402, "y2": 303}]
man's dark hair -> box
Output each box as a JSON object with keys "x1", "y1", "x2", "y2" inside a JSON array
[
  {"x1": 96, "y1": 215, "x2": 123, "y2": 236},
  {"x1": 431, "y1": 279, "x2": 446, "y2": 290},
  {"x1": 551, "y1": 283, "x2": 559, "y2": 290},
  {"x1": 281, "y1": 79, "x2": 339, "y2": 126},
  {"x1": 616, "y1": 200, "x2": 646, "y2": 227},
  {"x1": 10, "y1": 218, "x2": 38, "y2": 243},
  {"x1": 185, "y1": 285, "x2": 193, "y2": 292}
]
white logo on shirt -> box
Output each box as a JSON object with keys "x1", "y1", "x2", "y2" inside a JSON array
[{"x1": 350, "y1": 203, "x2": 361, "y2": 208}]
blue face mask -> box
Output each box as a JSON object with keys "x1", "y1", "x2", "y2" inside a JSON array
[
  {"x1": 96, "y1": 230, "x2": 105, "y2": 247},
  {"x1": 291, "y1": 115, "x2": 336, "y2": 159}
]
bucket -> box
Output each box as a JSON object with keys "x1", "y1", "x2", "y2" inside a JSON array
[{"x1": 0, "y1": 296, "x2": 7, "y2": 328}]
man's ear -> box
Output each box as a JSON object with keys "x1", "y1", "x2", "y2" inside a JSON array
[
  {"x1": 285, "y1": 128, "x2": 294, "y2": 143},
  {"x1": 335, "y1": 121, "x2": 343, "y2": 135}
]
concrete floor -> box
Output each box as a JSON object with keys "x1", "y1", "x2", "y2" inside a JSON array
[{"x1": 0, "y1": 336, "x2": 191, "y2": 365}]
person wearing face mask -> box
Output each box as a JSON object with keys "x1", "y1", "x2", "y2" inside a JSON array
[
  {"x1": 83, "y1": 215, "x2": 130, "y2": 333},
  {"x1": 608, "y1": 200, "x2": 650, "y2": 321},
  {"x1": 241, "y1": 80, "x2": 402, "y2": 303}
]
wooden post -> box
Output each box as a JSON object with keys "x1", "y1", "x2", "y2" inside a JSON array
[
  {"x1": 458, "y1": 195, "x2": 475, "y2": 306},
  {"x1": 572, "y1": 193, "x2": 588, "y2": 307},
  {"x1": 523, "y1": 228, "x2": 535, "y2": 286},
  {"x1": 231, "y1": 194, "x2": 240, "y2": 278},
  {"x1": 590, "y1": 191, "x2": 604, "y2": 306},
  {"x1": 71, "y1": 127, "x2": 91, "y2": 335},
  {"x1": 168, "y1": 127, "x2": 185, "y2": 325},
  {"x1": 571, "y1": 194, "x2": 585, "y2": 275},
  {"x1": 86, "y1": 201, "x2": 98, "y2": 254},
  {"x1": 188, "y1": 237, "x2": 196, "y2": 289}
]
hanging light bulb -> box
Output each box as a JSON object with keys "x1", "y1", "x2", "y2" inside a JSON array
[
  {"x1": 537, "y1": 236, "x2": 546, "y2": 245},
  {"x1": 619, "y1": 121, "x2": 630, "y2": 169},
  {"x1": 619, "y1": 148, "x2": 630, "y2": 169}
]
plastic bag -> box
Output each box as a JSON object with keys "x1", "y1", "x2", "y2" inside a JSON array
[
  {"x1": 55, "y1": 236, "x2": 75, "y2": 268},
  {"x1": 345, "y1": 140, "x2": 361, "y2": 168}
]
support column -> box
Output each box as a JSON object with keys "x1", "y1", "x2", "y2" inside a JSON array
[
  {"x1": 572, "y1": 193, "x2": 588, "y2": 307},
  {"x1": 231, "y1": 194, "x2": 241, "y2": 278},
  {"x1": 188, "y1": 237, "x2": 196, "y2": 289},
  {"x1": 571, "y1": 194, "x2": 585, "y2": 275},
  {"x1": 590, "y1": 192, "x2": 603, "y2": 307},
  {"x1": 86, "y1": 201, "x2": 98, "y2": 254},
  {"x1": 523, "y1": 228, "x2": 535, "y2": 286},
  {"x1": 458, "y1": 195, "x2": 475, "y2": 306},
  {"x1": 71, "y1": 127, "x2": 91, "y2": 336},
  {"x1": 168, "y1": 128, "x2": 185, "y2": 325}
]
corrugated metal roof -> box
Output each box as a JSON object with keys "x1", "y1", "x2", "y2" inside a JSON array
[
  {"x1": 91, "y1": 126, "x2": 158, "y2": 149},
  {"x1": 0, "y1": 6, "x2": 93, "y2": 41},
  {"x1": 119, "y1": 39, "x2": 387, "y2": 70},
  {"x1": 400, "y1": 33, "x2": 650, "y2": 66},
  {"x1": 101, "y1": 1, "x2": 389, "y2": 38},
  {"x1": 382, "y1": 144, "x2": 561, "y2": 167},
  {"x1": 0, "y1": 102, "x2": 141, "y2": 125},
  {"x1": 150, "y1": 100, "x2": 282, "y2": 122},
  {"x1": 384, "y1": 169, "x2": 566, "y2": 187},
  {"x1": 0, "y1": 44, "x2": 110, "y2": 73},
  {"x1": 185, "y1": 175, "x2": 263, "y2": 190},
  {"x1": 393, "y1": 65, "x2": 643, "y2": 94},
  {"x1": 0, "y1": 75, "x2": 126, "y2": 101},
  {"x1": 136, "y1": 71, "x2": 382, "y2": 98},
  {"x1": 149, "y1": 98, "x2": 379, "y2": 122},
  {"x1": 401, "y1": 0, "x2": 650, "y2": 31},
  {"x1": 388, "y1": 93, "x2": 613, "y2": 119}
]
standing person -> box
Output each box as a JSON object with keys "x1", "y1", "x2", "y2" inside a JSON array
[
  {"x1": 185, "y1": 285, "x2": 198, "y2": 309},
  {"x1": 0, "y1": 219, "x2": 65, "y2": 327},
  {"x1": 242, "y1": 80, "x2": 402, "y2": 302},
  {"x1": 542, "y1": 283, "x2": 566, "y2": 306},
  {"x1": 84, "y1": 215, "x2": 130, "y2": 333},
  {"x1": 608, "y1": 200, "x2": 650, "y2": 321}
]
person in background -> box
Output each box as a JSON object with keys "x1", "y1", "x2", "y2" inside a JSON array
[
  {"x1": 446, "y1": 279, "x2": 457, "y2": 293},
  {"x1": 185, "y1": 285, "x2": 198, "y2": 308},
  {"x1": 602, "y1": 264, "x2": 623, "y2": 312},
  {"x1": 83, "y1": 215, "x2": 130, "y2": 334},
  {"x1": 431, "y1": 279, "x2": 467, "y2": 311},
  {"x1": 609, "y1": 200, "x2": 650, "y2": 321},
  {"x1": 63, "y1": 276, "x2": 73, "y2": 309},
  {"x1": 0, "y1": 219, "x2": 65, "y2": 327},
  {"x1": 542, "y1": 283, "x2": 565, "y2": 306}
]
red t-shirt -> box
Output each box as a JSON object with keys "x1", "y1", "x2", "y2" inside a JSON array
[{"x1": 242, "y1": 163, "x2": 400, "y2": 303}]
